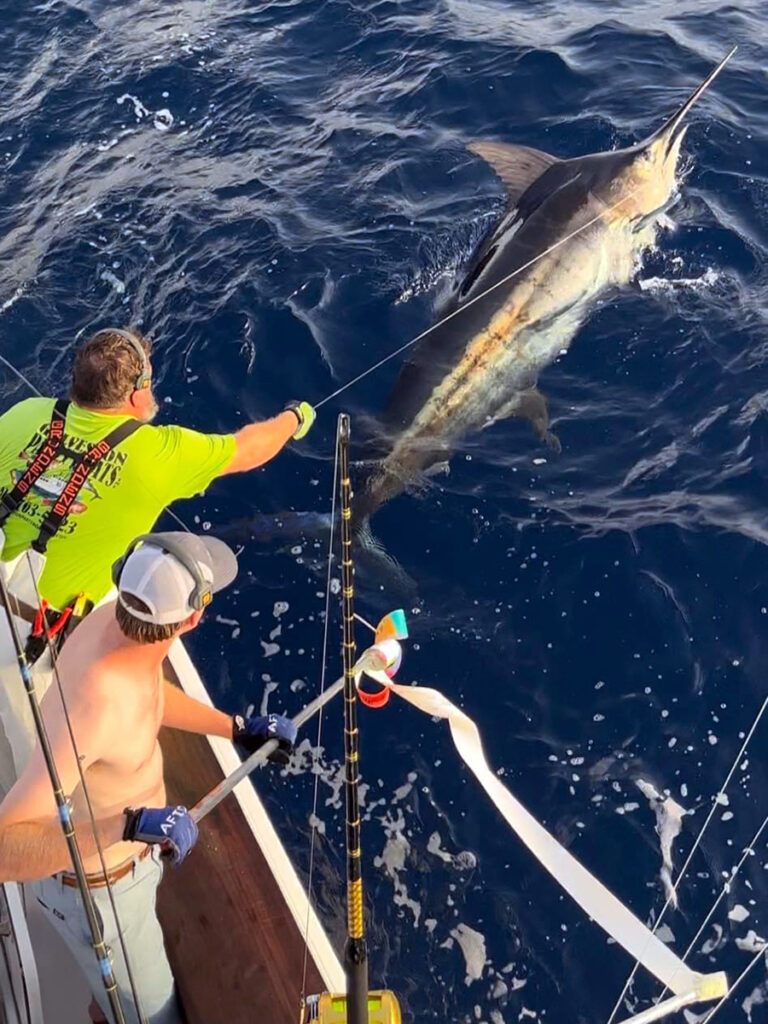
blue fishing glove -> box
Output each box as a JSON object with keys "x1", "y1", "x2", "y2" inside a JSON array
[
  {"x1": 232, "y1": 712, "x2": 297, "y2": 765},
  {"x1": 122, "y1": 805, "x2": 199, "y2": 867},
  {"x1": 284, "y1": 400, "x2": 316, "y2": 440}
]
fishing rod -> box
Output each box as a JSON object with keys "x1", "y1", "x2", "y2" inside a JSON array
[
  {"x1": 338, "y1": 413, "x2": 368, "y2": 1024},
  {"x1": 301, "y1": 415, "x2": 402, "y2": 1024},
  {"x1": 0, "y1": 568, "x2": 129, "y2": 1024},
  {"x1": 298, "y1": 414, "x2": 402, "y2": 1024}
]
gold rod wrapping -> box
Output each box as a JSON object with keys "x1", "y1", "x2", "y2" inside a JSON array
[{"x1": 337, "y1": 413, "x2": 369, "y2": 1023}]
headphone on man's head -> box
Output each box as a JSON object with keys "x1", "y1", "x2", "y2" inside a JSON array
[
  {"x1": 93, "y1": 327, "x2": 152, "y2": 392},
  {"x1": 112, "y1": 534, "x2": 213, "y2": 610}
]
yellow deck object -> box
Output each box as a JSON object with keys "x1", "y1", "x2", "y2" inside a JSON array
[{"x1": 307, "y1": 990, "x2": 401, "y2": 1023}]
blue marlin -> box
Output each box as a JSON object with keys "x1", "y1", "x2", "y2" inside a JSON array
[{"x1": 357, "y1": 49, "x2": 735, "y2": 521}]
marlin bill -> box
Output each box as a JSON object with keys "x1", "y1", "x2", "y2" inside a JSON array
[{"x1": 358, "y1": 48, "x2": 736, "y2": 521}]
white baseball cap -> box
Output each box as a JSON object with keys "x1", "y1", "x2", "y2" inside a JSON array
[{"x1": 116, "y1": 532, "x2": 238, "y2": 625}]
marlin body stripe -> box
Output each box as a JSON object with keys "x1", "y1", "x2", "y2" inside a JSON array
[
  {"x1": 358, "y1": 49, "x2": 735, "y2": 520},
  {"x1": 404, "y1": 199, "x2": 641, "y2": 443}
]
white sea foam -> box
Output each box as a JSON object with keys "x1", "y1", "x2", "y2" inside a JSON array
[
  {"x1": 427, "y1": 831, "x2": 454, "y2": 863},
  {"x1": 743, "y1": 982, "x2": 768, "y2": 1023},
  {"x1": 638, "y1": 268, "x2": 720, "y2": 293},
  {"x1": 1, "y1": 285, "x2": 25, "y2": 313},
  {"x1": 100, "y1": 269, "x2": 125, "y2": 294},
  {"x1": 682, "y1": 1011, "x2": 711, "y2": 1024},
  {"x1": 153, "y1": 109, "x2": 174, "y2": 131},
  {"x1": 449, "y1": 923, "x2": 487, "y2": 985},
  {"x1": 491, "y1": 978, "x2": 507, "y2": 999},
  {"x1": 700, "y1": 923, "x2": 723, "y2": 954},
  {"x1": 636, "y1": 779, "x2": 688, "y2": 908},
  {"x1": 728, "y1": 904, "x2": 750, "y2": 924},
  {"x1": 259, "y1": 680, "x2": 278, "y2": 716},
  {"x1": 215, "y1": 615, "x2": 239, "y2": 627},
  {"x1": 393, "y1": 772, "x2": 417, "y2": 803},
  {"x1": 373, "y1": 809, "x2": 421, "y2": 926},
  {"x1": 735, "y1": 929, "x2": 766, "y2": 953},
  {"x1": 116, "y1": 93, "x2": 150, "y2": 120}
]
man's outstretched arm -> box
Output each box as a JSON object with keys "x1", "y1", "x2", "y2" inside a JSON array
[
  {"x1": 162, "y1": 680, "x2": 231, "y2": 738},
  {"x1": 219, "y1": 402, "x2": 315, "y2": 475},
  {"x1": 161, "y1": 681, "x2": 297, "y2": 764}
]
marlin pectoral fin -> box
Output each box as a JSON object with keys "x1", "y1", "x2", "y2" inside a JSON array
[
  {"x1": 631, "y1": 194, "x2": 679, "y2": 234},
  {"x1": 487, "y1": 388, "x2": 561, "y2": 453},
  {"x1": 468, "y1": 141, "x2": 559, "y2": 206}
]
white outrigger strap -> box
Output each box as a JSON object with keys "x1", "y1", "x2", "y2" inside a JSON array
[{"x1": 358, "y1": 650, "x2": 727, "y2": 1023}]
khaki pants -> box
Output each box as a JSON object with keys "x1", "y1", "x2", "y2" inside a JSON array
[{"x1": 32, "y1": 849, "x2": 179, "y2": 1024}]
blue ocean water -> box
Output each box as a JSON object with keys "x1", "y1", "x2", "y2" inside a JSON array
[{"x1": 1, "y1": 2, "x2": 767, "y2": 1021}]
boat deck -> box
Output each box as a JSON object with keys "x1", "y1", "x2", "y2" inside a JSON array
[
  {"x1": 156, "y1": 643, "x2": 343, "y2": 1023},
  {"x1": 158, "y1": 707, "x2": 326, "y2": 1021},
  {"x1": 0, "y1": 633, "x2": 344, "y2": 1024}
]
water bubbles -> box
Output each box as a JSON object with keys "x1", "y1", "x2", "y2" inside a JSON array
[
  {"x1": 454, "y1": 850, "x2": 477, "y2": 871},
  {"x1": 153, "y1": 109, "x2": 174, "y2": 131},
  {"x1": 116, "y1": 93, "x2": 150, "y2": 119}
]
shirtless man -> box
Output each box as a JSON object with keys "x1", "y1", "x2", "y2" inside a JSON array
[{"x1": 0, "y1": 532, "x2": 297, "y2": 1023}]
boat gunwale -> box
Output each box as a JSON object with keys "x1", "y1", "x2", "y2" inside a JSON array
[{"x1": 166, "y1": 637, "x2": 345, "y2": 994}]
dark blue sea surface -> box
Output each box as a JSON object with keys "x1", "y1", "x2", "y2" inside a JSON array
[{"x1": 2, "y1": 2, "x2": 768, "y2": 1021}]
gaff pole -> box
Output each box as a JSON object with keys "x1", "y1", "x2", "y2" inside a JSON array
[
  {"x1": 338, "y1": 413, "x2": 369, "y2": 1024},
  {"x1": 0, "y1": 572, "x2": 128, "y2": 1024},
  {"x1": 190, "y1": 675, "x2": 345, "y2": 824}
]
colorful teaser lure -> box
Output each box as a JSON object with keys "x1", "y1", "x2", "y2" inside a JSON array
[{"x1": 356, "y1": 611, "x2": 408, "y2": 708}]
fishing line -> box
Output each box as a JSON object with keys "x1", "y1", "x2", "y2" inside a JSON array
[
  {"x1": 299, "y1": 424, "x2": 341, "y2": 1014},
  {"x1": 657, "y1": 810, "x2": 768, "y2": 1002},
  {"x1": 0, "y1": 574, "x2": 129, "y2": 1023},
  {"x1": 22, "y1": 551, "x2": 147, "y2": 1024},
  {"x1": 314, "y1": 185, "x2": 642, "y2": 410},
  {"x1": 0, "y1": 353, "x2": 43, "y2": 397},
  {"x1": 354, "y1": 612, "x2": 376, "y2": 634},
  {"x1": 700, "y1": 940, "x2": 768, "y2": 1024},
  {"x1": 607, "y1": 691, "x2": 768, "y2": 1024}
]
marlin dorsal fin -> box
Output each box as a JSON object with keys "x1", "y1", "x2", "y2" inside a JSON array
[{"x1": 468, "y1": 141, "x2": 559, "y2": 204}]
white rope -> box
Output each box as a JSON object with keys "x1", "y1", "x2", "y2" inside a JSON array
[
  {"x1": 606, "y1": 692, "x2": 768, "y2": 1024},
  {"x1": 314, "y1": 185, "x2": 641, "y2": 409},
  {"x1": 357, "y1": 663, "x2": 726, "y2": 1018},
  {"x1": 299, "y1": 426, "x2": 340, "y2": 1012}
]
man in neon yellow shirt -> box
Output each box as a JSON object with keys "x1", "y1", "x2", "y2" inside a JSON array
[{"x1": 0, "y1": 326, "x2": 316, "y2": 783}]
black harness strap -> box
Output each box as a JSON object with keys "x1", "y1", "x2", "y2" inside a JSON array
[
  {"x1": 31, "y1": 416, "x2": 140, "y2": 554},
  {"x1": 0, "y1": 399, "x2": 70, "y2": 525}
]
